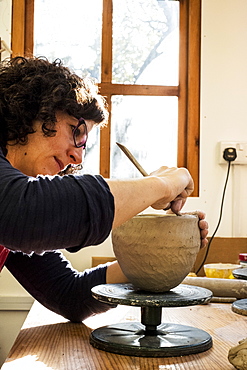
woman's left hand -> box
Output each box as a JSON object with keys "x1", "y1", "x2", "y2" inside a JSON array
[
  {"x1": 167, "y1": 209, "x2": 208, "y2": 249},
  {"x1": 197, "y1": 211, "x2": 208, "y2": 249}
]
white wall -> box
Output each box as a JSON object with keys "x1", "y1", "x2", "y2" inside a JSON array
[
  {"x1": 1, "y1": 0, "x2": 247, "y2": 363},
  {"x1": 184, "y1": 0, "x2": 247, "y2": 238}
]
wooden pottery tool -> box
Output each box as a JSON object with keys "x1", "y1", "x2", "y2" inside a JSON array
[
  {"x1": 116, "y1": 142, "x2": 181, "y2": 215},
  {"x1": 116, "y1": 142, "x2": 149, "y2": 176}
]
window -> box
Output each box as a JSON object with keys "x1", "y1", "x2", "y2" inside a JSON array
[{"x1": 11, "y1": 0, "x2": 201, "y2": 195}]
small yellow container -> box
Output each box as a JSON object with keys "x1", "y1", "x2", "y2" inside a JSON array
[{"x1": 204, "y1": 263, "x2": 241, "y2": 279}]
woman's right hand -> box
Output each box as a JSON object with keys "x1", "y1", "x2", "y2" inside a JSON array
[{"x1": 149, "y1": 166, "x2": 194, "y2": 213}]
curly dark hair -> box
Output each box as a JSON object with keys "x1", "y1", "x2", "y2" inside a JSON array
[{"x1": 0, "y1": 56, "x2": 108, "y2": 155}]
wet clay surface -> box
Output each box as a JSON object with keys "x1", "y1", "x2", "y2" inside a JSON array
[{"x1": 112, "y1": 214, "x2": 200, "y2": 292}]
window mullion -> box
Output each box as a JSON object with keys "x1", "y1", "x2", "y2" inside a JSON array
[
  {"x1": 100, "y1": 0, "x2": 113, "y2": 177},
  {"x1": 11, "y1": 0, "x2": 26, "y2": 57},
  {"x1": 24, "y1": 0, "x2": 34, "y2": 56},
  {"x1": 11, "y1": 0, "x2": 34, "y2": 57},
  {"x1": 178, "y1": 0, "x2": 200, "y2": 196},
  {"x1": 177, "y1": 0, "x2": 189, "y2": 171},
  {"x1": 101, "y1": 0, "x2": 113, "y2": 83},
  {"x1": 187, "y1": 0, "x2": 201, "y2": 196}
]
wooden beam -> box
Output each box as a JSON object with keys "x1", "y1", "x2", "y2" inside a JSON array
[
  {"x1": 100, "y1": 98, "x2": 111, "y2": 178},
  {"x1": 177, "y1": 0, "x2": 201, "y2": 197},
  {"x1": 187, "y1": 0, "x2": 201, "y2": 196},
  {"x1": 99, "y1": 83, "x2": 179, "y2": 96},
  {"x1": 177, "y1": 0, "x2": 189, "y2": 171},
  {"x1": 11, "y1": 0, "x2": 25, "y2": 57},
  {"x1": 24, "y1": 0, "x2": 34, "y2": 56},
  {"x1": 100, "y1": 0, "x2": 113, "y2": 177},
  {"x1": 101, "y1": 0, "x2": 113, "y2": 83}
]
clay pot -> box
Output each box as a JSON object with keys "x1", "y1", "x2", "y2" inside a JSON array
[{"x1": 112, "y1": 213, "x2": 200, "y2": 292}]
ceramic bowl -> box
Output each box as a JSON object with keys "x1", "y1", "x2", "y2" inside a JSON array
[{"x1": 112, "y1": 213, "x2": 201, "y2": 292}]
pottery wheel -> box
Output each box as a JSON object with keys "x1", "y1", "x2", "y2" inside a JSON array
[
  {"x1": 232, "y1": 299, "x2": 247, "y2": 316},
  {"x1": 233, "y1": 267, "x2": 247, "y2": 280},
  {"x1": 231, "y1": 269, "x2": 247, "y2": 316},
  {"x1": 90, "y1": 283, "x2": 213, "y2": 357}
]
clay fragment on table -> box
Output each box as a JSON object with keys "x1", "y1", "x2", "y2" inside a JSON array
[{"x1": 228, "y1": 338, "x2": 247, "y2": 370}]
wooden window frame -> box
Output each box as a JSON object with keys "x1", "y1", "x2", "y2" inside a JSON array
[{"x1": 11, "y1": 0, "x2": 201, "y2": 196}]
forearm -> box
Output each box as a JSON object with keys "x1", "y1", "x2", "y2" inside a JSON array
[
  {"x1": 106, "y1": 166, "x2": 193, "y2": 229},
  {"x1": 6, "y1": 251, "x2": 116, "y2": 322},
  {"x1": 106, "y1": 176, "x2": 170, "y2": 229},
  {"x1": 106, "y1": 260, "x2": 129, "y2": 283}
]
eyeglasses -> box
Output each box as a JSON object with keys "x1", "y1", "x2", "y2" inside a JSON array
[{"x1": 72, "y1": 118, "x2": 88, "y2": 149}]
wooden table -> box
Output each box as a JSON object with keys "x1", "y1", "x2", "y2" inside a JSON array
[{"x1": 2, "y1": 297, "x2": 246, "y2": 369}]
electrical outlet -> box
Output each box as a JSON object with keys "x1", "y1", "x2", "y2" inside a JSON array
[{"x1": 219, "y1": 141, "x2": 247, "y2": 164}]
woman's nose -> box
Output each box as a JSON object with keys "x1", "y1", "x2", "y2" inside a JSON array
[{"x1": 68, "y1": 147, "x2": 83, "y2": 164}]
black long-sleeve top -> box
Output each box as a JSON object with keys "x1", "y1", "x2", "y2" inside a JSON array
[
  {"x1": 0, "y1": 149, "x2": 116, "y2": 321},
  {"x1": 0, "y1": 150, "x2": 114, "y2": 254}
]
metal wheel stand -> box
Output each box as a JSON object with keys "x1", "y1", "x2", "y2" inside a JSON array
[{"x1": 90, "y1": 283, "x2": 213, "y2": 357}]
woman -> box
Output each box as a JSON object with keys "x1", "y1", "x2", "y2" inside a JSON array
[{"x1": 0, "y1": 57, "x2": 208, "y2": 322}]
